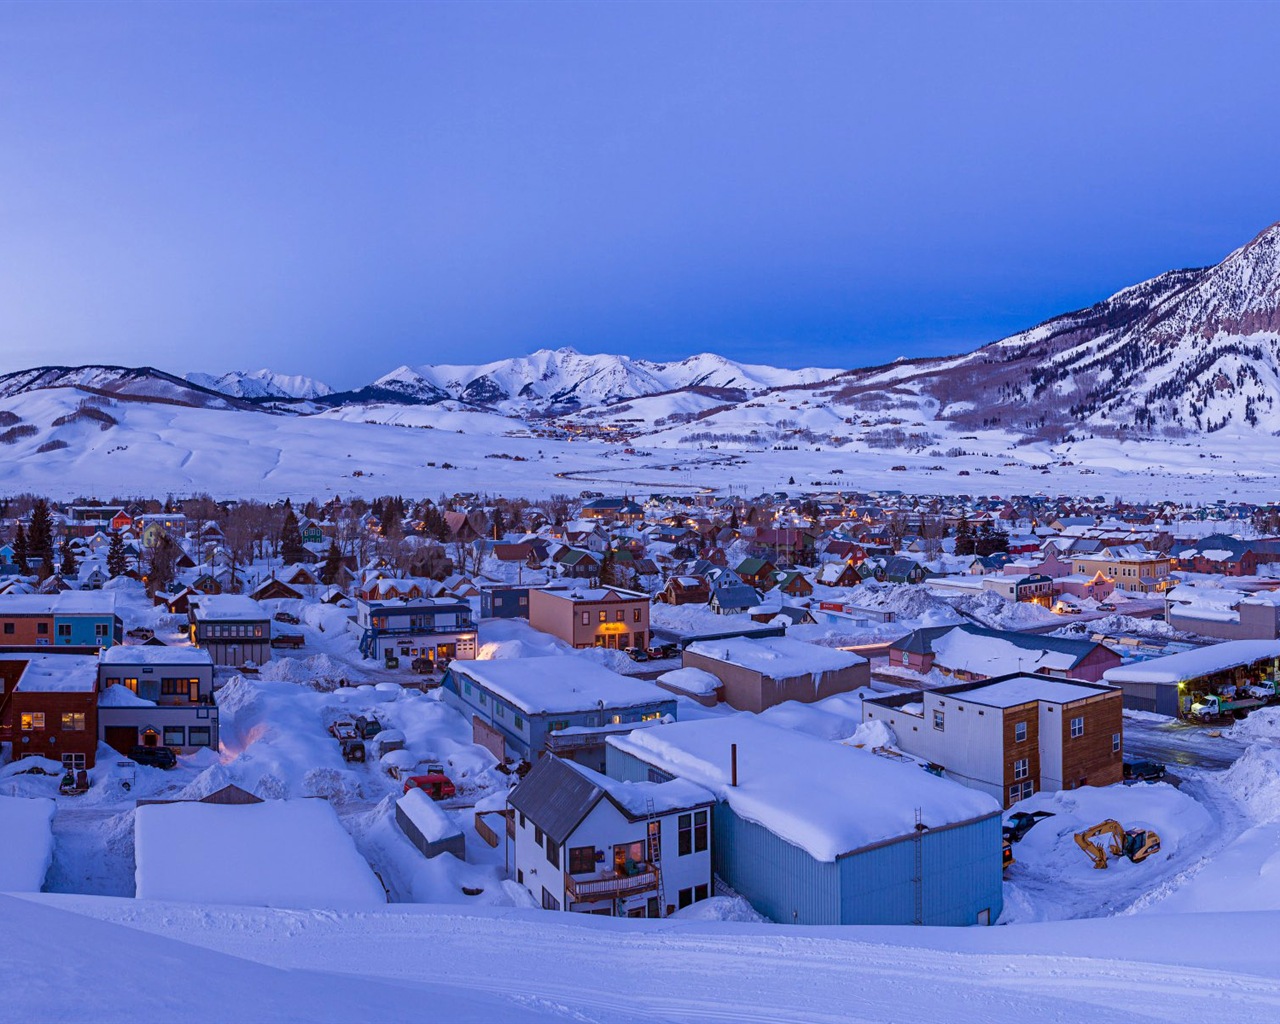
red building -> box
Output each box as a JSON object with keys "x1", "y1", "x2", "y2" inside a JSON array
[{"x1": 0, "y1": 654, "x2": 100, "y2": 769}]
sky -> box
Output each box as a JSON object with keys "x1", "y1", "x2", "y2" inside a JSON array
[{"x1": 1, "y1": 1, "x2": 1279, "y2": 390}]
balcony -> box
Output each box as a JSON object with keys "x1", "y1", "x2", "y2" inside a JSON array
[{"x1": 565, "y1": 866, "x2": 660, "y2": 902}]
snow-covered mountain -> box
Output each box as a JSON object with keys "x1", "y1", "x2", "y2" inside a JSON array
[
  {"x1": 0, "y1": 365, "x2": 247, "y2": 410},
  {"x1": 186, "y1": 368, "x2": 334, "y2": 401},
  {"x1": 372, "y1": 348, "x2": 841, "y2": 412}
]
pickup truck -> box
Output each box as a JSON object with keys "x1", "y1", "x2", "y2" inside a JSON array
[
  {"x1": 271, "y1": 633, "x2": 305, "y2": 649},
  {"x1": 1189, "y1": 692, "x2": 1266, "y2": 722}
]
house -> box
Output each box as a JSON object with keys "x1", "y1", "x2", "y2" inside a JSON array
[
  {"x1": 708, "y1": 579, "x2": 760, "y2": 615},
  {"x1": 134, "y1": 513, "x2": 188, "y2": 549},
  {"x1": 479, "y1": 584, "x2": 532, "y2": 619},
  {"x1": 772, "y1": 570, "x2": 813, "y2": 598},
  {"x1": 607, "y1": 717, "x2": 1003, "y2": 926},
  {"x1": 658, "y1": 576, "x2": 712, "y2": 606},
  {"x1": 681, "y1": 636, "x2": 869, "y2": 713},
  {"x1": 814, "y1": 561, "x2": 861, "y2": 588},
  {"x1": 509, "y1": 754, "x2": 716, "y2": 916},
  {"x1": 188, "y1": 595, "x2": 272, "y2": 667},
  {"x1": 881, "y1": 556, "x2": 929, "y2": 584},
  {"x1": 734, "y1": 557, "x2": 777, "y2": 590},
  {"x1": 1164, "y1": 585, "x2": 1280, "y2": 640},
  {"x1": 443, "y1": 655, "x2": 676, "y2": 772},
  {"x1": 528, "y1": 586, "x2": 650, "y2": 652},
  {"x1": 0, "y1": 592, "x2": 122, "y2": 651},
  {"x1": 552, "y1": 547, "x2": 601, "y2": 580},
  {"x1": 1070, "y1": 546, "x2": 1174, "y2": 595},
  {"x1": 351, "y1": 596, "x2": 478, "y2": 665},
  {"x1": 0, "y1": 654, "x2": 100, "y2": 770},
  {"x1": 97, "y1": 646, "x2": 218, "y2": 754},
  {"x1": 980, "y1": 573, "x2": 1055, "y2": 606},
  {"x1": 887, "y1": 625, "x2": 1121, "y2": 683},
  {"x1": 863, "y1": 674, "x2": 1125, "y2": 808},
  {"x1": 248, "y1": 577, "x2": 303, "y2": 602}
]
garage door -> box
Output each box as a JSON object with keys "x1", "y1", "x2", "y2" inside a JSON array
[{"x1": 104, "y1": 726, "x2": 137, "y2": 756}]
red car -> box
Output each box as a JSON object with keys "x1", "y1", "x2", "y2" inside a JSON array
[{"x1": 404, "y1": 772, "x2": 456, "y2": 801}]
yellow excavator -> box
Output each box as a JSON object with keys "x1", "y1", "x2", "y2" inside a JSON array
[{"x1": 1074, "y1": 819, "x2": 1161, "y2": 869}]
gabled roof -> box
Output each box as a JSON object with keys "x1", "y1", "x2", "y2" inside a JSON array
[{"x1": 507, "y1": 755, "x2": 603, "y2": 845}]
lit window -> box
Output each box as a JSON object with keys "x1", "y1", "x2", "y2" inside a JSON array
[
  {"x1": 20, "y1": 712, "x2": 46, "y2": 731},
  {"x1": 60, "y1": 712, "x2": 86, "y2": 731}
]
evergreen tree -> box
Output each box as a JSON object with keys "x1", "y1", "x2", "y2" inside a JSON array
[
  {"x1": 13, "y1": 522, "x2": 29, "y2": 575},
  {"x1": 28, "y1": 499, "x2": 55, "y2": 578},
  {"x1": 491, "y1": 506, "x2": 506, "y2": 540},
  {"x1": 107, "y1": 532, "x2": 129, "y2": 578},
  {"x1": 320, "y1": 539, "x2": 344, "y2": 585},
  {"x1": 729, "y1": 507, "x2": 740, "y2": 530},
  {"x1": 279, "y1": 504, "x2": 307, "y2": 565},
  {"x1": 59, "y1": 538, "x2": 78, "y2": 579},
  {"x1": 598, "y1": 548, "x2": 618, "y2": 588}
]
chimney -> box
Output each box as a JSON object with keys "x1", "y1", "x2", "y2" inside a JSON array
[{"x1": 731, "y1": 743, "x2": 738, "y2": 787}]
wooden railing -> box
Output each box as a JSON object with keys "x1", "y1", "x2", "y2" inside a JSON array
[
  {"x1": 565, "y1": 867, "x2": 659, "y2": 902},
  {"x1": 474, "y1": 809, "x2": 513, "y2": 849}
]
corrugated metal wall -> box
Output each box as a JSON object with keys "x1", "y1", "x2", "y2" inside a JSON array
[{"x1": 917, "y1": 813, "x2": 1003, "y2": 925}]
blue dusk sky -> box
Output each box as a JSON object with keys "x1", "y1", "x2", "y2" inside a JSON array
[{"x1": 1, "y1": 1, "x2": 1278, "y2": 389}]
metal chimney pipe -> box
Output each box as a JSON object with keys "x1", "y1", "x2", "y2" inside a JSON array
[{"x1": 731, "y1": 743, "x2": 738, "y2": 787}]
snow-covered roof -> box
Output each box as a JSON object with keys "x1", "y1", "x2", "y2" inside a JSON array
[
  {"x1": 450, "y1": 656, "x2": 672, "y2": 715},
  {"x1": 684, "y1": 637, "x2": 865, "y2": 678},
  {"x1": 100, "y1": 645, "x2": 213, "y2": 667},
  {"x1": 189, "y1": 595, "x2": 268, "y2": 621},
  {"x1": 952, "y1": 675, "x2": 1110, "y2": 708},
  {"x1": 0, "y1": 592, "x2": 117, "y2": 615},
  {"x1": 656, "y1": 667, "x2": 722, "y2": 696},
  {"x1": 1103, "y1": 640, "x2": 1280, "y2": 686},
  {"x1": 565, "y1": 758, "x2": 714, "y2": 818},
  {"x1": 134, "y1": 799, "x2": 385, "y2": 910},
  {"x1": 3, "y1": 653, "x2": 98, "y2": 693},
  {"x1": 931, "y1": 629, "x2": 1081, "y2": 677},
  {"x1": 609, "y1": 716, "x2": 998, "y2": 862},
  {"x1": 396, "y1": 788, "x2": 462, "y2": 844}
]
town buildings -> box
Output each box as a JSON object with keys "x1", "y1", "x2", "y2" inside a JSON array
[{"x1": 528, "y1": 586, "x2": 650, "y2": 652}]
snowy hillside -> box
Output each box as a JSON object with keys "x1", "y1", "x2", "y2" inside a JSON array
[
  {"x1": 186, "y1": 368, "x2": 334, "y2": 400},
  {"x1": 373, "y1": 347, "x2": 841, "y2": 413}
]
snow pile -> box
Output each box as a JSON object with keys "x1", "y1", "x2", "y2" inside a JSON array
[
  {"x1": 669, "y1": 895, "x2": 766, "y2": 923},
  {"x1": 855, "y1": 581, "x2": 962, "y2": 624},
  {"x1": 256, "y1": 653, "x2": 354, "y2": 689},
  {"x1": 1228, "y1": 707, "x2": 1280, "y2": 745},
  {"x1": 656, "y1": 667, "x2": 721, "y2": 696},
  {"x1": 134, "y1": 799, "x2": 386, "y2": 910},
  {"x1": 954, "y1": 589, "x2": 1059, "y2": 629},
  {"x1": 1216, "y1": 744, "x2": 1280, "y2": 824},
  {"x1": 848, "y1": 718, "x2": 897, "y2": 750},
  {"x1": 0, "y1": 796, "x2": 55, "y2": 891}
]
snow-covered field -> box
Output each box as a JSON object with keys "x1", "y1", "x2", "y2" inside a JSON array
[{"x1": 3, "y1": 381, "x2": 1280, "y2": 500}]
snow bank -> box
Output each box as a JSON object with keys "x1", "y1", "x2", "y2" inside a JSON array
[
  {"x1": 669, "y1": 895, "x2": 766, "y2": 923},
  {"x1": 0, "y1": 796, "x2": 55, "y2": 891},
  {"x1": 134, "y1": 799, "x2": 386, "y2": 910},
  {"x1": 1228, "y1": 707, "x2": 1280, "y2": 744},
  {"x1": 656, "y1": 667, "x2": 721, "y2": 696},
  {"x1": 848, "y1": 718, "x2": 897, "y2": 750}
]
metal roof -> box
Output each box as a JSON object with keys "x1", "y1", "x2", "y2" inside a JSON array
[{"x1": 507, "y1": 754, "x2": 603, "y2": 845}]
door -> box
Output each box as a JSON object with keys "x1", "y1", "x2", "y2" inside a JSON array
[
  {"x1": 141, "y1": 728, "x2": 160, "y2": 748},
  {"x1": 104, "y1": 726, "x2": 137, "y2": 756}
]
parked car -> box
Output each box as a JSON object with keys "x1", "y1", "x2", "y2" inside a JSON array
[
  {"x1": 1002, "y1": 810, "x2": 1055, "y2": 843},
  {"x1": 404, "y1": 768, "x2": 456, "y2": 801},
  {"x1": 273, "y1": 611, "x2": 301, "y2": 624},
  {"x1": 129, "y1": 745, "x2": 178, "y2": 770},
  {"x1": 1097, "y1": 602, "x2": 1118, "y2": 612},
  {"x1": 1123, "y1": 759, "x2": 1167, "y2": 782},
  {"x1": 624, "y1": 646, "x2": 649, "y2": 662},
  {"x1": 1054, "y1": 601, "x2": 1082, "y2": 615}
]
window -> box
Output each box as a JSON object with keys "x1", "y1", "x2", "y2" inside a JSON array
[
  {"x1": 694, "y1": 809, "x2": 708, "y2": 853},
  {"x1": 678, "y1": 813, "x2": 693, "y2": 856},
  {"x1": 632, "y1": 609, "x2": 641, "y2": 622},
  {"x1": 1014, "y1": 721, "x2": 1027, "y2": 743},
  {"x1": 163, "y1": 726, "x2": 186, "y2": 746},
  {"x1": 535, "y1": 826, "x2": 544, "y2": 846},
  {"x1": 1013, "y1": 758, "x2": 1029, "y2": 781},
  {"x1": 57, "y1": 623, "x2": 72, "y2": 638},
  {"x1": 62, "y1": 753, "x2": 86, "y2": 770},
  {"x1": 678, "y1": 887, "x2": 693, "y2": 909},
  {"x1": 2, "y1": 622, "x2": 12, "y2": 634},
  {"x1": 1009, "y1": 782, "x2": 1035, "y2": 803},
  {"x1": 60, "y1": 712, "x2": 86, "y2": 731},
  {"x1": 518, "y1": 812, "x2": 526, "y2": 828},
  {"x1": 695, "y1": 883, "x2": 709, "y2": 903},
  {"x1": 1112, "y1": 733, "x2": 1121, "y2": 753},
  {"x1": 546, "y1": 836, "x2": 560, "y2": 869},
  {"x1": 188, "y1": 727, "x2": 212, "y2": 747},
  {"x1": 541, "y1": 887, "x2": 560, "y2": 912},
  {"x1": 496, "y1": 703, "x2": 505, "y2": 718},
  {"x1": 95, "y1": 623, "x2": 109, "y2": 638},
  {"x1": 581, "y1": 612, "x2": 590, "y2": 626},
  {"x1": 160, "y1": 678, "x2": 190, "y2": 696},
  {"x1": 568, "y1": 846, "x2": 596, "y2": 874},
  {"x1": 615, "y1": 610, "x2": 624, "y2": 622},
  {"x1": 37, "y1": 622, "x2": 48, "y2": 635},
  {"x1": 478, "y1": 691, "x2": 487, "y2": 705},
  {"x1": 518, "y1": 596, "x2": 528, "y2": 606},
  {"x1": 933, "y1": 710, "x2": 945, "y2": 732},
  {"x1": 20, "y1": 712, "x2": 45, "y2": 731},
  {"x1": 463, "y1": 680, "x2": 472, "y2": 695},
  {"x1": 1070, "y1": 716, "x2": 1084, "y2": 738},
  {"x1": 514, "y1": 715, "x2": 524, "y2": 730},
  {"x1": 598, "y1": 610, "x2": 607, "y2": 623}
]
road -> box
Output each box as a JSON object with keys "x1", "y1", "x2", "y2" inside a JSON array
[{"x1": 1121, "y1": 714, "x2": 1246, "y2": 772}]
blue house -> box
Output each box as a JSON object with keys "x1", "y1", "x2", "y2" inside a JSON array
[
  {"x1": 606, "y1": 716, "x2": 1004, "y2": 927},
  {"x1": 53, "y1": 591, "x2": 123, "y2": 647},
  {"x1": 351, "y1": 596, "x2": 478, "y2": 664},
  {"x1": 443, "y1": 655, "x2": 676, "y2": 772},
  {"x1": 479, "y1": 584, "x2": 531, "y2": 620}
]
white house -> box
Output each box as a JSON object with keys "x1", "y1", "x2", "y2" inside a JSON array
[{"x1": 508, "y1": 754, "x2": 715, "y2": 917}]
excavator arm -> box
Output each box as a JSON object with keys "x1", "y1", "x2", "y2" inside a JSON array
[{"x1": 1073, "y1": 819, "x2": 1127, "y2": 870}]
